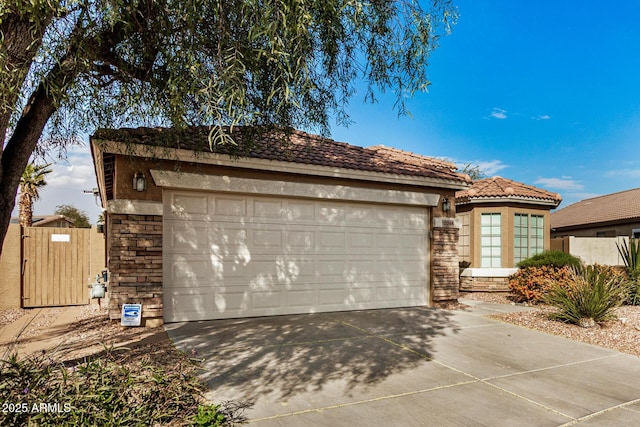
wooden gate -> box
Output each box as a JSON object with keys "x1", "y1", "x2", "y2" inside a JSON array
[{"x1": 22, "y1": 227, "x2": 90, "y2": 307}]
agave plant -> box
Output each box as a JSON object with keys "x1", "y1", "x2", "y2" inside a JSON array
[
  {"x1": 617, "y1": 238, "x2": 640, "y2": 272},
  {"x1": 616, "y1": 238, "x2": 640, "y2": 305},
  {"x1": 544, "y1": 265, "x2": 628, "y2": 327}
]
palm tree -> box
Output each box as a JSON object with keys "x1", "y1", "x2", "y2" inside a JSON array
[{"x1": 18, "y1": 163, "x2": 52, "y2": 228}]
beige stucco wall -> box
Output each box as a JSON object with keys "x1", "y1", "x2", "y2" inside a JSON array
[
  {"x1": 551, "y1": 236, "x2": 627, "y2": 266},
  {"x1": 89, "y1": 226, "x2": 106, "y2": 282},
  {"x1": 0, "y1": 224, "x2": 22, "y2": 309},
  {"x1": 111, "y1": 155, "x2": 459, "y2": 216}
]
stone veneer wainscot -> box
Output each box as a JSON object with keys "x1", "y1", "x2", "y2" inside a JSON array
[
  {"x1": 107, "y1": 213, "x2": 163, "y2": 327},
  {"x1": 431, "y1": 225, "x2": 460, "y2": 301}
]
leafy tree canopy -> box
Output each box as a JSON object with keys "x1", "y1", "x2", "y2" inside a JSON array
[
  {"x1": 54, "y1": 204, "x2": 91, "y2": 228},
  {"x1": 459, "y1": 163, "x2": 487, "y2": 180},
  {"x1": 0, "y1": 0, "x2": 458, "y2": 254}
]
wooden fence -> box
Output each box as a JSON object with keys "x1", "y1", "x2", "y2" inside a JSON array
[{"x1": 22, "y1": 227, "x2": 91, "y2": 307}]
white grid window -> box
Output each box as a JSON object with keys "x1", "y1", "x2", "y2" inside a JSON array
[
  {"x1": 514, "y1": 214, "x2": 544, "y2": 264},
  {"x1": 481, "y1": 213, "x2": 501, "y2": 267},
  {"x1": 458, "y1": 213, "x2": 471, "y2": 263}
]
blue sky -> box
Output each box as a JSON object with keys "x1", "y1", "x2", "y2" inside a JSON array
[
  {"x1": 332, "y1": 1, "x2": 640, "y2": 205},
  {"x1": 23, "y1": 0, "x2": 640, "y2": 222}
]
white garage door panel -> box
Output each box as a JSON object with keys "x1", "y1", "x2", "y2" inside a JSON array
[{"x1": 164, "y1": 191, "x2": 429, "y2": 322}]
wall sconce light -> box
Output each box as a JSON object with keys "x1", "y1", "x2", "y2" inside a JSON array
[
  {"x1": 442, "y1": 197, "x2": 451, "y2": 213},
  {"x1": 133, "y1": 172, "x2": 147, "y2": 192}
]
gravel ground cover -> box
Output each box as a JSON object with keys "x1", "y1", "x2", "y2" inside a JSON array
[
  {"x1": 0, "y1": 308, "x2": 28, "y2": 328},
  {"x1": 461, "y1": 292, "x2": 640, "y2": 358}
]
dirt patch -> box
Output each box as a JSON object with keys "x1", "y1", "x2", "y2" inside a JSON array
[
  {"x1": 0, "y1": 308, "x2": 28, "y2": 328},
  {"x1": 0, "y1": 305, "x2": 176, "y2": 364}
]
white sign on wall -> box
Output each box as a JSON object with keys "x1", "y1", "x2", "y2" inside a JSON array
[
  {"x1": 51, "y1": 234, "x2": 70, "y2": 242},
  {"x1": 121, "y1": 304, "x2": 142, "y2": 326}
]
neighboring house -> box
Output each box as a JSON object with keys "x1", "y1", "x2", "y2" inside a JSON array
[
  {"x1": 91, "y1": 126, "x2": 471, "y2": 326},
  {"x1": 550, "y1": 188, "x2": 640, "y2": 238},
  {"x1": 10, "y1": 215, "x2": 74, "y2": 228},
  {"x1": 455, "y1": 177, "x2": 562, "y2": 291}
]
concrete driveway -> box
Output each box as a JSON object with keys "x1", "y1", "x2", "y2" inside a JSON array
[{"x1": 165, "y1": 301, "x2": 640, "y2": 426}]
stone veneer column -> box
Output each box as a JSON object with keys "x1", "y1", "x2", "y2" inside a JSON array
[
  {"x1": 107, "y1": 213, "x2": 163, "y2": 327},
  {"x1": 431, "y1": 223, "x2": 460, "y2": 302}
]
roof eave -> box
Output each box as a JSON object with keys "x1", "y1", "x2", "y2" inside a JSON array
[
  {"x1": 456, "y1": 195, "x2": 561, "y2": 207},
  {"x1": 92, "y1": 138, "x2": 472, "y2": 190},
  {"x1": 551, "y1": 216, "x2": 640, "y2": 230}
]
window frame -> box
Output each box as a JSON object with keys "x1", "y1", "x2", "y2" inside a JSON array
[
  {"x1": 480, "y1": 213, "x2": 502, "y2": 268},
  {"x1": 514, "y1": 213, "x2": 544, "y2": 264}
]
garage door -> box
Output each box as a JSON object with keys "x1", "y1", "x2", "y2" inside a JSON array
[{"x1": 163, "y1": 190, "x2": 429, "y2": 322}]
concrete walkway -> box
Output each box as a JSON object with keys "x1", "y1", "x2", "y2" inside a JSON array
[{"x1": 165, "y1": 300, "x2": 640, "y2": 426}]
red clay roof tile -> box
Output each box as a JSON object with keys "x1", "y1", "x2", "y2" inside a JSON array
[
  {"x1": 456, "y1": 176, "x2": 562, "y2": 206},
  {"x1": 93, "y1": 127, "x2": 472, "y2": 185}
]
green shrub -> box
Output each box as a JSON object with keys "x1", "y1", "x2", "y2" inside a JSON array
[
  {"x1": 0, "y1": 350, "x2": 243, "y2": 427},
  {"x1": 194, "y1": 404, "x2": 227, "y2": 426},
  {"x1": 544, "y1": 265, "x2": 628, "y2": 327},
  {"x1": 516, "y1": 250, "x2": 582, "y2": 269},
  {"x1": 508, "y1": 265, "x2": 573, "y2": 304}
]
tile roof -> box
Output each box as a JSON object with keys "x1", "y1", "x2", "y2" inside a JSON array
[
  {"x1": 92, "y1": 126, "x2": 472, "y2": 185},
  {"x1": 456, "y1": 176, "x2": 562, "y2": 206},
  {"x1": 550, "y1": 187, "x2": 640, "y2": 229}
]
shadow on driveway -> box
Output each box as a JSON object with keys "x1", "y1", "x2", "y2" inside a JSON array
[{"x1": 165, "y1": 307, "x2": 459, "y2": 404}]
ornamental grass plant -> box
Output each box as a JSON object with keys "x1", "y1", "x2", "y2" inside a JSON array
[{"x1": 544, "y1": 265, "x2": 629, "y2": 327}]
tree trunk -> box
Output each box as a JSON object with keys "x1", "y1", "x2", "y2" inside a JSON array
[
  {"x1": 18, "y1": 192, "x2": 33, "y2": 228},
  {"x1": 0, "y1": 94, "x2": 56, "y2": 255},
  {"x1": 0, "y1": 64, "x2": 74, "y2": 256},
  {"x1": 0, "y1": 10, "x2": 56, "y2": 256},
  {"x1": 0, "y1": 11, "x2": 53, "y2": 146}
]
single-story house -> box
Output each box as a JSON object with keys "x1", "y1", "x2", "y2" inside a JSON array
[
  {"x1": 551, "y1": 188, "x2": 640, "y2": 238},
  {"x1": 91, "y1": 127, "x2": 471, "y2": 326},
  {"x1": 10, "y1": 215, "x2": 74, "y2": 228},
  {"x1": 455, "y1": 176, "x2": 562, "y2": 291}
]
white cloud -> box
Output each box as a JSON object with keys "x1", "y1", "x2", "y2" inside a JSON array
[
  {"x1": 455, "y1": 159, "x2": 508, "y2": 177},
  {"x1": 605, "y1": 169, "x2": 640, "y2": 178},
  {"x1": 533, "y1": 114, "x2": 551, "y2": 120},
  {"x1": 490, "y1": 108, "x2": 507, "y2": 119},
  {"x1": 47, "y1": 164, "x2": 95, "y2": 187},
  {"x1": 475, "y1": 160, "x2": 508, "y2": 176},
  {"x1": 534, "y1": 177, "x2": 584, "y2": 191},
  {"x1": 11, "y1": 144, "x2": 102, "y2": 221}
]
